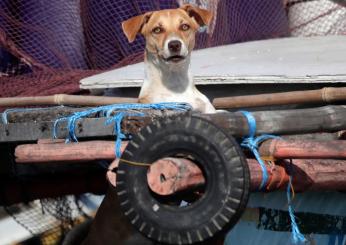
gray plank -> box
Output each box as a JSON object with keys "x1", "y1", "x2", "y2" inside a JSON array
[
  {"x1": 0, "y1": 118, "x2": 115, "y2": 143},
  {"x1": 80, "y1": 36, "x2": 346, "y2": 89},
  {"x1": 1, "y1": 105, "x2": 345, "y2": 143}
]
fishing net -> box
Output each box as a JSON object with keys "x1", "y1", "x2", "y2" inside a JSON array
[
  {"x1": 4, "y1": 196, "x2": 88, "y2": 245},
  {"x1": 0, "y1": 1, "x2": 345, "y2": 242},
  {"x1": 0, "y1": 0, "x2": 345, "y2": 97},
  {"x1": 287, "y1": 0, "x2": 346, "y2": 36}
]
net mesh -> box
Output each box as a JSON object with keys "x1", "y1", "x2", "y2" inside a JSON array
[
  {"x1": 0, "y1": 0, "x2": 345, "y2": 98},
  {"x1": 287, "y1": 0, "x2": 346, "y2": 36},
  {"x1": 4, "y1": 196, "x2": 88, "y2": 245}
]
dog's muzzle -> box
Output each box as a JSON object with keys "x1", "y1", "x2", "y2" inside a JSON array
[{"x1": 163, "y1": 39, "x2": 188, "y2": 63}]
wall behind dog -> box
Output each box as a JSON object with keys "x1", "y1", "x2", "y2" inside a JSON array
[{"x1": 0, "y1": 0, "x2": 289, "y2": 97}]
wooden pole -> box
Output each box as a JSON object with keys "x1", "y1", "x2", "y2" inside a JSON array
[
  {"x1": 15, "y1": 141, "x2": 128, "y2": 163},
  {"x1": 200, "y1": 105, "x2": 346, "y2": 136},
  {"x1": 0, "y1": 94, "x2": 138, "y2": 107},
  {"x1": 147, "y1": 158, "x2": 346, "y2": 194},
  {"x1": 213, "y1": 87, "x2": 346, "y2": 109},
  {"x1": 1, "y1": 87, "x2": 345, "y2": 109},
  {"x1": 17, "y1": 138, "x2": 346, "y2": 163},
  {"x1": 147, "y1": 158, "x2": 291, "y2": 193},
  {"x1": 15, "y1": 141, "x2": 346, "y2": 193},
  {"x1": 259, "y1": 139, "x2": 346, "y2": 159},
  {"x1": 147, "y1": 158, "x2": 206, "y2": 195}
]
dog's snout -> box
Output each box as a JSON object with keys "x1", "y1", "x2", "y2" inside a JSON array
[{"x1": 168, "y1": 40, "x2": 182, "y2": 53}]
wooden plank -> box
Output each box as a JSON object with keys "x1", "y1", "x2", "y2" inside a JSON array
[
  {"x1": 80, "y1": 36, "x2": 346, "y2": 89},
  {"x1": 0, "y1": 105, "x2": 345, "y2": 143},
  {"x1": 0, "y1": 118, "x2": 114, "y2": 143}
]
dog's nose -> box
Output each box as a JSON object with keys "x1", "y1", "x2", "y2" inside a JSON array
[{"x1": 168, "y1": 40, "x2": 182, "y2": 53}]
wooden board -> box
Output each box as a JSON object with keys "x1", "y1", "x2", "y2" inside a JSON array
[
  {"x1": 80, "y1": 36, "x2": 346, "y2": 89},
  {"x1": 1, "y1": 105, "x2": 345, "y2": 143}
]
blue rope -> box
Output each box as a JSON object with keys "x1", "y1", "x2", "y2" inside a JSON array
[
  {"x1": 287, "y1": 177, "x2": 306, "y2": 244},
  {"x1": 239, "y1": 110, "x2": 280, "y2": 190},
  {"x1": 53, "y1": 102, "x2": 191, "y2": 157},
  {"x1": 239, "y1": 110, "x2": 305, "y2": 244},
  {"x1": 105, "y1": 111, "x2": 145, "y2": 158},
  {"x1": 287, "y1": 163, "x2": 307, "y2": 244}
]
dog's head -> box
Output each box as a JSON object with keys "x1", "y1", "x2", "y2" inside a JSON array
[{"x1": 122, "y1": 4, "x2": 212, "y2": 64}]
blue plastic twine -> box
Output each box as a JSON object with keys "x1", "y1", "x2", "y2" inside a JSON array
[
  {"x1": 53, "y1": 102, "x2": 191, "y2": 158},
  {"x1": 105, "y1": 111, "x2": 144, "y2": 158},
  {"x1": 239, "y1": 110, "x2": 306, "y2": 244},
  {"x1": 239, "y1": 110, "x2": 280, "y2": 190},
  {"x1": 287, "y1": 166, "x2": 307, "y2": 244}
]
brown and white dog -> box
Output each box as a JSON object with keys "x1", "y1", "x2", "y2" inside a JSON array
[{"x1": 122, "y1": 4, "x2": 216, "y2": 113}]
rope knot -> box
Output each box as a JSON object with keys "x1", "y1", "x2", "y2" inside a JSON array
[
  {"x1": 53, "y1": 102, "x2": 192, "y2": 158},
  {"x1": 241, "y1": 137, "x2": 258, "y2": 152},
  {"x1": 239, "y1": 110, "x2": 305, "y2": 244}
]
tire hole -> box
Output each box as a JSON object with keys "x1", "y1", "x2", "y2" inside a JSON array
[{"x1": 148, "y1": 153, "x2": 207, "y2": 208}]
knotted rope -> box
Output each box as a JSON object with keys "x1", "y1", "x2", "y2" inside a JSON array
[
  {"x1": 239, "y1": 110, "x2": 306, "y2": 244},
  {"x1": 53, "y1": 102, "x2": 191, "y2": 158}
]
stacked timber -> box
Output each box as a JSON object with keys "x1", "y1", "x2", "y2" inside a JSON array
[
  {"x1": 0, "y1": 88, "x2": 345, "y2": 245},
  {"x1": 0, "y1": 87, "x2": 346, "y2": 201}
]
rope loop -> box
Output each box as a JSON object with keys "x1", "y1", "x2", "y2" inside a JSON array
[
  {"x1": 239, "y1": 110, "x2": 280, "y2": 190},
  {"x1": 53, "y1": 102, "x2": 192, "y2": 158},
  {"x1": 239, "y1": 110, "x2": 306, "y2": 244}
]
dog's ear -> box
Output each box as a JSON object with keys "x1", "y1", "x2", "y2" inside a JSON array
[
  {"x1": 180, "y1": 4, "x2": 213, "y2": 27},
  {"x1": 122, "y1": 12, "x2": 153, "y2": 43}
]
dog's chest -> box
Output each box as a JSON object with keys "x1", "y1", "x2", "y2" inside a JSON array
[{"x1": 139, "y1": 86, "x2": 211, "y2": 112}]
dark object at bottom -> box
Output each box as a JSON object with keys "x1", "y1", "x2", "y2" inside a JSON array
[
  {"x1": 117, "y1": 115, "x2": 250, "y2": 244},
  {"x1": 81, "y1": 186, "x2": 155, "y2": 245},
  {"x1": 79, "y1": 185, "x2": 225, "y2": 245}
]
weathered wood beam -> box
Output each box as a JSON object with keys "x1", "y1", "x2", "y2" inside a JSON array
[
  {"x1": 15, "y1": 141, "x2": 346, "y2": 194},
  {"x1": 200, "y1": 105, "x2": 346, "y2": 136},
  {"x1": 15, "y1": 141, "x2": 128, "y2": 163},
  {"x1": 147, "y1": 158, "x2": 346, "y2": 194},
  {"x1": 259, "y1": 139, "x2": 346, "y2": 159},
  {"x1": 15, "y1": 138, "x2": 346, "y2": 163},
  {"x1": 4, "y1": 157, "x2": 345, "y2": 205},
  {"x1": 1, "y1": 105, "x2": 346, "y2": 142},
  {"x1": 1, "y1": 86, "x2": 344, "y2": 109},
  {"x1": 213, "y1": 87, "x2": 346, "y2": 109},
  {"x1": 0, "y1": 94, "x2": 138, "y2": 107},
  {"x1": 147, "y1": 158, "x2": 206, "y2": 195},
  {"x1": 0, "y1": 116, "x2": 150, "y2": 143}
]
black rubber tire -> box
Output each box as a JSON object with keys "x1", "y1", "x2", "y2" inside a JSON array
[{"x1": 116, "y1": 115, "x2": 250, "y2": 244}]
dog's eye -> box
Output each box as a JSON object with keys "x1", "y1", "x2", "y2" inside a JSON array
[
  {"x1": 152, "y1": 27, "x2": 163, "y2": 34},
  {"x1": 180, "y1": 24, "x2": 190, "y2": 31}
]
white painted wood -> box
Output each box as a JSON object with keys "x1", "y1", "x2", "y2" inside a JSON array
[{"x1": 80, "y1": 36, "x2": 346, "y2": 89}]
